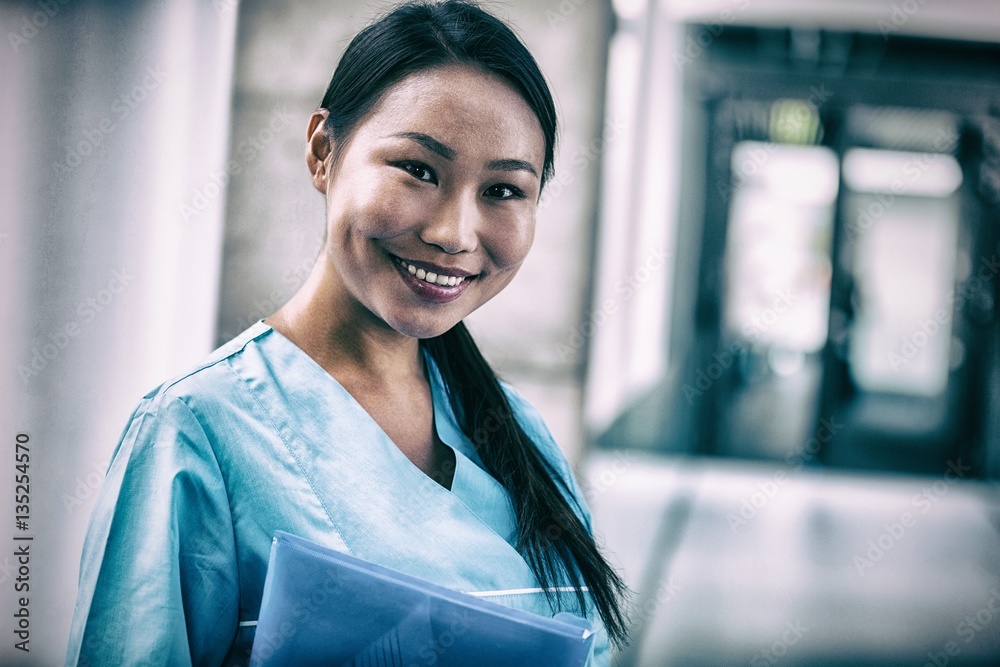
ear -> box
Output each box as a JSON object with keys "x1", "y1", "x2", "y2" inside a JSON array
[{"x1": 306, "y1": 109, "x2": 332, "y2": 194}]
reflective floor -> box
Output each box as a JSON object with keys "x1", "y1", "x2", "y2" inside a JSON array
[{"x1": 584, "y1": 452, "x2": 1000, "y2": 666}]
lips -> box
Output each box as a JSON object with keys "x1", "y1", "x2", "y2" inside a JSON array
[
  {"x1": 393, "y1": 255, "x2": 477, "y2": 282},
  {"x1": 390, "y1": 254, "x2": 477, "y2": 304}
]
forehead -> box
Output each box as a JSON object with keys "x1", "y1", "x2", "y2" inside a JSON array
[{"x1": 354, "y1": 65, "x2": 545, "y2": 166}]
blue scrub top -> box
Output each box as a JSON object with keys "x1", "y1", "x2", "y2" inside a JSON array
[{"x1": 65, "y1": 321, "x2": 610, "y2": 666}]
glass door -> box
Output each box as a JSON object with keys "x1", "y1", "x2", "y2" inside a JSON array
[{"x1": 818, "y1": 106, "x2": 994, "y2": 472}]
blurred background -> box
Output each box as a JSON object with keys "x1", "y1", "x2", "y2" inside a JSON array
[{"x1": 2, "y1": 0, "x2": 999, "y2": 664}]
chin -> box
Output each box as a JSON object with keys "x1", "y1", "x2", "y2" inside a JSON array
[{"x1": 384, "y1": 312, "x2": 462, "y2": 341}]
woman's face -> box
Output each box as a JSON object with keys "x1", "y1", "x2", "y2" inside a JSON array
[{"x1": 311, "y1": 64, "x2": 546, "y2": 340}]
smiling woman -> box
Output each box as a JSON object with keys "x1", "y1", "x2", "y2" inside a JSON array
[
  {"x1": 64, "y1": 2, "x2": 629, "y2": 666},
  {"x1": 286, "y1": 64, "x2": 544, "y2": 342}
]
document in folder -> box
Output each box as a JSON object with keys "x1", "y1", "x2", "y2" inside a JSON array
[{"x1": 249, "y1": 531, "x2": 596, "y2": 666}]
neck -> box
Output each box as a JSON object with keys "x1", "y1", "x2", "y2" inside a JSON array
[{"x1": 266, "y1": 250, "x2": 423, "y2": 386}]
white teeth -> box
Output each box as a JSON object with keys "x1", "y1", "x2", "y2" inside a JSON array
[{"x1": 397, "y1": 258, "x2": 467, "y2": 288}]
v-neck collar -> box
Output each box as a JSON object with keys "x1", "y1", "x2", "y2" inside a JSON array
[
  {"x1": 247, "y1": 320, "x2": 519, "y2": 547},
  {"x1": 252, "y1": 320, "x2": 462, "y2": 489}
]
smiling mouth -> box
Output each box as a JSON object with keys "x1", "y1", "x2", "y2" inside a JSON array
[
  {"x1": 389, "y1": 254, "x2": 477, "y2": 305},
  {"x1": 393, "y1": 256, "x2": 475, "y2": 287}
]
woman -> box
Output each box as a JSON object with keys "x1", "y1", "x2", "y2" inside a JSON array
[{"x1": 66, "y1": 1, "x2": 630, "y2": 665}]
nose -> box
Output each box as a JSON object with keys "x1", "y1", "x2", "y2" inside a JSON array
[{"x1": 419, "y1": 192, "x2": 479, "y2": 254}]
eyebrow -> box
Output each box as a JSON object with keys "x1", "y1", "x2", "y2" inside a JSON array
[
  {"x1": 486, "y1": 158, "x2": 538, "y2": 177},
  {"x1": 392, "y1": 132, "x2": 455, "y2": 160},
  {"x1": 392, "y1": 132, "x2": 539, "y2": 178}
]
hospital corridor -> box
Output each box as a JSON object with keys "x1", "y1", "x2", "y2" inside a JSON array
[
  {"x1": 2, "y1": 0, "x2": 999, "y2": 665},
  {"x1": 583, "y1": 454, "x2": 1000, "y2": 665}
]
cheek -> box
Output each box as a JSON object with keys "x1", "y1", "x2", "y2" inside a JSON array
[
  {"x1": 331, "y1": 179, "x2": 421, "y2": 242},
  {"x1": 484, "y1": 214, "x2": 535, "y2": 270}
]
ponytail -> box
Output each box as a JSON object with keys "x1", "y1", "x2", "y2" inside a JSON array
[{"x1": 421, "y1": 322, "x2": 631, "y2": 648}]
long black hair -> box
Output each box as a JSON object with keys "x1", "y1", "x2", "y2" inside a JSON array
[{"x1": 318, "y1": 0, "x2": 630, "y2": 647}]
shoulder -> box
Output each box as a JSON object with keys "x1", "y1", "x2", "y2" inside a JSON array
[
  {"x1": 499, "y1": 382, "x2": 559, "y2": 456},
  {"x1": 137, "y1": 321, "x2": 271, "y2": 416},
  {"x1": 112, "y1": 322, "x2": 272, "y2": 462},
  {"x1": 498, "y1": 381, "x2": 569, "y2": 477},
  {"x1": 500, "y1": 381, "x2": 594, "y2": 530}
]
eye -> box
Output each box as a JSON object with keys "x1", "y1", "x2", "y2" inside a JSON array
[
  {"x1": 395, "y1": 161, "x2": 437, "y2": 184},
  {"x1": 484, "y1": 184, "x2": 525, "y2": 200}
]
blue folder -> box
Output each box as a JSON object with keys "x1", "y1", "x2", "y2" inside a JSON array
[{"x1": 249, "y1": 531, "x2": 596, "y2": 666}]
